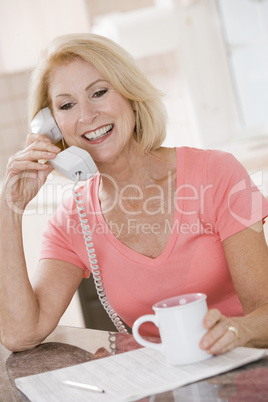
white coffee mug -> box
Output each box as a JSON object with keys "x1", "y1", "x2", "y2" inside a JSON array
[{"x1": 132, "y1": 293, "x2": 211, "y2": 365}]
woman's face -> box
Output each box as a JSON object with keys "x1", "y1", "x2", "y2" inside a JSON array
[{"x1": 48, "y1": 57, "x2": 136, "y2": 164}]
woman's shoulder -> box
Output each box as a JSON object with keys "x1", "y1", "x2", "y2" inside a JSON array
[
  {"x1": 176, "y1": 146, "x2": 225, "y2": 158},
  {"x1": 174, "y1": 146, "x2": 243, "y2": 185},
  {"x1": 148, "y1": 146, "x2": 235, "y2": 170},
  {"x1": 176, "y1": 146, "x2": 239, "y2": 167}
]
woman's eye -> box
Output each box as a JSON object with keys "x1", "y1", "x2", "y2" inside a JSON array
[
  {"x1": 93, "y1": 89, "x2": 107, "y2": 98},
  {"x1": 60, "y1": 103, "x2": 73, "y2": 110}
]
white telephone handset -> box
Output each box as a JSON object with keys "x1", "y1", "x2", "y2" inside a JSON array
[{"x1": 30, "y1": 107, "x2": 98, "y2": 180}]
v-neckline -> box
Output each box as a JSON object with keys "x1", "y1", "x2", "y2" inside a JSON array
[{"x1": 93, "y1": 148, "x2": 184, "y2": 267}]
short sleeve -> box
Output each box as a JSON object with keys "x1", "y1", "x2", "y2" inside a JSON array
[
  {"x1": 39, "y1": 199, "x2": 90, "y2": 278},
  {"x1": 207, "y1": 150, "x2": 268, "y2": 241}
]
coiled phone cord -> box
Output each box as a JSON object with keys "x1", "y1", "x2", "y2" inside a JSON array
[{"x1": 73, "y1": 175, "x2": 128, "y2": 334}]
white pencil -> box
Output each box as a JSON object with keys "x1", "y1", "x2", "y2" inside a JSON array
[{"x1": 62, "y1": 380, "x2": 105, "y2": 393}]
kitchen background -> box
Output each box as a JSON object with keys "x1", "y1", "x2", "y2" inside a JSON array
[{"x1": 1, "y1": 0, "x2": 268, "y2": 328}]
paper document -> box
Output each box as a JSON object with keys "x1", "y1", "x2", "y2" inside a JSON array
[{"x1": 15, "y1": 346, "x2": 266, "y2": 402}]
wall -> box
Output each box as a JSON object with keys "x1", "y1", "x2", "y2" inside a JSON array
[
  {"x1": 0, "y1": 0, "x2": 90, "y2": 73},
  {"x1": 0, "y1": 72, "x2": 29, "y2": 177},
  {"x1": 84, "y1": 0, "x2": 154, "y2": 24},
  {"x1": 136, "y1": 52, "x2": 194, "y2": 148}
]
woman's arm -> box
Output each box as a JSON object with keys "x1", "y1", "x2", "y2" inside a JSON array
[
  {"x1": 0, "y1": 246, "x2": 84, "y2": 352},
  {"x1": 200, "y1": 220, "x2": 268, "y2": 354},
  {"x1": 0, "y1": 193, "x2": 84, "y2": 352},
  {"x1": 0, "y1": 132, "x2": 84, "y2": 351}
]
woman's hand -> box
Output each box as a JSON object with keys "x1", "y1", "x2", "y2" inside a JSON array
[
  {"x1": 199, "y1": 309, "x2": 247, "y2": 355},
  {"x1": 201, "y1": 223, "x2": 268, "y2": 355},
  {"x1": 1, "y1": 133, "x2": 61, "y2": 214}
]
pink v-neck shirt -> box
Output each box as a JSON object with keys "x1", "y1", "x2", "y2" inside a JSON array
[{"x1": 40, "y1": 147, "x2": 268, "y2": 335}]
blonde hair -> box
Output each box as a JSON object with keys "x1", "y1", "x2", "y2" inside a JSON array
[{"x1": 28, "y1": 33, "x2": 167, "y2": 152}]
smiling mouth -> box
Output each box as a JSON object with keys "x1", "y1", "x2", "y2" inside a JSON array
[{"x1": 83, "y1": 124, "x2": 114, "y2": 141}]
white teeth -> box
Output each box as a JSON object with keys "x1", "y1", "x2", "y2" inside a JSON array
[{"x1": 84, "y1": 124, "x2": 113, "y2": 141}]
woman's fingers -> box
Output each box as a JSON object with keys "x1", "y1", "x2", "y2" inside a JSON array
[
  {"x1": 200, "y1": 309, "x2": 240, "y2": 355},
  {"x1": 208, "y1": 328, "x2": 239, "y2": 354},
  {"x1": 201, "y1": 322, "x2": 238, "y2": 355},
  {"x1": 7, "y1": 159, "x2": 49, "y2": 174},
  {"x1": 12, "y1": 148, "x2": 59, "y2": 163},
  {"x1": 7, "y1": 141, "x2": 60, "y2": 173},
  {"x1": 21, "y1": 139, "x2": 60, "y2": 157},
  {"x1": 25, "y1": 132, "x2": 53, "y2": 147},
  {"x1": 203, "y1": 308, "x2": 222, "y2": 329},
  {"x1": 2, "y1": 136, "x2": 61, "y2": 212}
]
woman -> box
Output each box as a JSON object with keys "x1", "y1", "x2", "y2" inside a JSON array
[{"x1": 1, "y1": 33, "x2": 268, "y2": 354}]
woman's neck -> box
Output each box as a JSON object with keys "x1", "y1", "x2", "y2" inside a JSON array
[{"x1": 98, "y1": 146, "x2": 176, "y2": 200}]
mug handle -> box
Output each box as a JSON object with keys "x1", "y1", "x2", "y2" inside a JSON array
[{"x1": 132, "y1": 314, "x2": 163, "y2": 353}]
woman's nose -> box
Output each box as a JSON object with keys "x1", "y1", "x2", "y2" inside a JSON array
[{"x1": 79, "y1": 103, "x2": 99, "y2": 123}]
